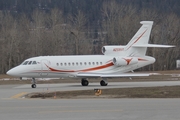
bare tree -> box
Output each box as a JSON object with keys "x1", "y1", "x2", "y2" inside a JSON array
[
  {"x1": 101, "y1": 0, "x2": 120, "y2": 45},
  {"x1": 30, "y1": 9, "x2": 47, "y2": 56},
  {"x1": 0, "y1": 13, "x2": 16, "y2": 72},
  {"x1": 101, "y1": 1, "x2": 139, "y2": 45},
  {"x1": 47, "y1": 8, "x2": 68, "y2": 55},
  {"x1": 152, "y1": 13, "x2": 180, "y2": 70},
  {"x1": 67, "y1": 10, "x2": 89, "y2": 55},
  {"x1": 1, "y1": 1, "x2": 180, "y2": 74}
]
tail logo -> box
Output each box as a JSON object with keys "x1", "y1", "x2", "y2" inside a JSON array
[
  {"x1": 126, "y1": 29, "x2": 147, "y2": 51},
  {"x1": 123, "y1": 58, "x2": 133, "y2": 65}
]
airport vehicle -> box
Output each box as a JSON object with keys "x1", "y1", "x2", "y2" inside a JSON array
[{"x1": 6, "y1": 21, "x2": 174, "y2": 88}]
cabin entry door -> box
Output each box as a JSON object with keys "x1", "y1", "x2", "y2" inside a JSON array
[{"x1": 40, "y1": 59, "x2": 49, "y2": 77}]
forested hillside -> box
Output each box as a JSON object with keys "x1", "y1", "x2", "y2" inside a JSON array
[{"x1": 0, "y1": 0, "x2": 180, "y2": 73}]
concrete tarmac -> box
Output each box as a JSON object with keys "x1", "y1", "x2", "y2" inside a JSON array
[
  {"x1": 1, "y1": 81, "x2": 180, "y2": 120},
  {"x1": 1, "y1": 98, "x2": 180, "y2": 120}
]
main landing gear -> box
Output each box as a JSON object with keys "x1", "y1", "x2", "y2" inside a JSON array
[
  {"x1": 100, "y1": 78, "x2": 108, "y2": 86},
  {"x1": 100, "y1": 79, "x2": 108, "y2": 86},
  {"x1": 81, "y1": 78, "x2": 108, "y2": 86},
  {"x1": 31, "y1": 78, "x2": 37, "y2": 88},
  {"x1": 81, "y1": 78, "x2": 89, "y2": 86}
]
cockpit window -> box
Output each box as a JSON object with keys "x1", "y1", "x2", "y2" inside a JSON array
[
  {"x1": 22, "y1": 61, "x2": 37, "y2": 65},
  {"x1": 28, "y1": 61, "x2": 32, "y2": 65},
  {"x1": 22, "y1": 61, "x2": 29, "y2": 65},
  {"x1": 32, "y1": 61, "x2": 37, "y2": 64}
]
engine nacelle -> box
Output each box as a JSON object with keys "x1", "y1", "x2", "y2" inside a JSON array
[
  {"x1": 113, "y1": 57, "x2": 138, "y2": 66},
  {"x1": 102, "y1": 46, "x2": 125, "y2": 55}
]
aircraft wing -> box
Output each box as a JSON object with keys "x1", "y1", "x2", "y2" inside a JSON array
[{"x1": 76, "y1": 72, "x2": 150, "y2": 78}]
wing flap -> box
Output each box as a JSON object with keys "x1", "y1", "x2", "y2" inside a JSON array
[
  {"x1": 76, "y1": 72, "x2": 102, "y2": 77},
  {"x1": 101, "y1": 73, "x2": 150, "y2": 77},
  {"x1": 77, "y1": 72, "x2": 150, "y2": 78}
]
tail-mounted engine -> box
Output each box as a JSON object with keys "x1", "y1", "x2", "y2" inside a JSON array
[
  {"x1": 102, "y1": 46, "x2": 125, "y2": 55},
  {"x1": 113, "y1": 57, "x2": 138, "y2": 66}
]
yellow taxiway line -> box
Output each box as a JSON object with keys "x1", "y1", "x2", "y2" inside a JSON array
[{"x1": 11, "y1": 92, "x2": 28, "y2": 99}]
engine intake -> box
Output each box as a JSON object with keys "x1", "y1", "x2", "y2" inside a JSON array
[
  {"x1": 113, "y1": 57, "x2": 138, "y2": 66},
  {"x1": 102, "y1": 46, "x2": 125, "y2": 55}
]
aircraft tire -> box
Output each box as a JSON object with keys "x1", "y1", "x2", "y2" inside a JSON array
[
  {"x1": 31, "y1": 84, "x2": 36, "y2": 88},
  {"x1": 100, "y1": 80, "x2": 108, "y2": 86},
  {"x1": 81, "y1": 79, "x2": 89, "y2": 86}
]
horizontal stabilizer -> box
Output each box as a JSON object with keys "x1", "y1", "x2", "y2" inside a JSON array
[
  {"x1": 77, "y1": 72, "x2": 150, "y2": 78},
  {"x1": 132, "y1": 44, "x2": 175, "y2": 48}
]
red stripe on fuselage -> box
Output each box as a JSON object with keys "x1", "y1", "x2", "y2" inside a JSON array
[{"x1": 45, "y1": 62, "x2": 114, "y2": 73}]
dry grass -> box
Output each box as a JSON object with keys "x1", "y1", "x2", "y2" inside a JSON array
[{"x1": 26, "y1": 86, "x2": 180, "y2": 99}]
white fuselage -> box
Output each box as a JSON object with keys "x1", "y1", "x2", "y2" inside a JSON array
[{"x1": 7, "y1": 55, "x2": 155, "y2": 78}]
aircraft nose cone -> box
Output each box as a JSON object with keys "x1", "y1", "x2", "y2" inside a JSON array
[
  {"x1": 6, "y1": 69, "x2": 14, "y2": 76},
  {"x1": 6, "y1": 70, "x2": 9, "y2": 75},
  {"x1": 6, "y1": 68, "x2": 19, "y2": 76}
]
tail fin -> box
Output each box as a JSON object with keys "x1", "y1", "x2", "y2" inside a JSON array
[
  {"x1": 124, "y1": 21, "x2": 174, "y2": 57},
  {"x1": 125, "y1": 21, "x2": 153, "y2": 56}
]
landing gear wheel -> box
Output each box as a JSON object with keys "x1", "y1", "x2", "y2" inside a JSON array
[
  {"x1": 31, "y1": 78, "x2": 37, "y2": 88},
  {"x1": 81, "y1": 79, "x2": 89, "y2": 86},
  {"x1": 31, "y1": 84, "x2": 36, "y2": 88},
  {"x1": 100, "y1": 80, "x2": 108, "y2": 86}
]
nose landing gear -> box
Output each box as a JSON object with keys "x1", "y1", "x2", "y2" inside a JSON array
[
  {"x1": 31, "y1": 78, "x2": 37, "y2": 88},
  {"x1": 31, "y1": 84, "x2": 36, "y2": 88}
]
